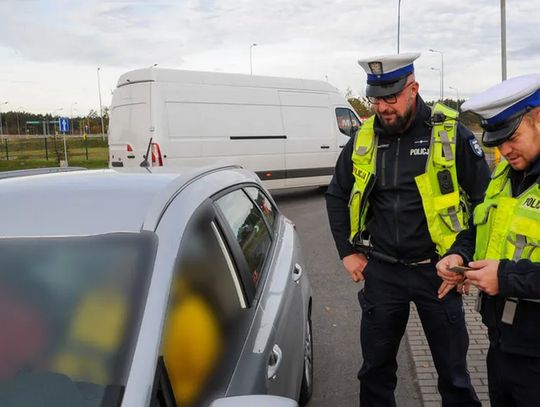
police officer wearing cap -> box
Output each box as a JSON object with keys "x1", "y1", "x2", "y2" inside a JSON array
[
  {"x1": 437, "y1": 73, "x2": 540, "y2": 407},
  {"x1": 326, "y1": 52, "x2": 489, "y2": 406}
]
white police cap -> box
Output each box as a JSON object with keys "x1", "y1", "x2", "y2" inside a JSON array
[
  {"x1": 358, "y1": 52, "x2": 421, "y2": 97},
  {"x1": 461, "y1": 73, "x2": 540, "y2": 147}
]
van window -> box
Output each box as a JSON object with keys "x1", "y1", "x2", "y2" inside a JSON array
[
  {"x1": 336, "y1": 108, "x2": 361, "y2": 137},
  {"x1": 216, "y1": 189, "x2": 272, "y2": 290},
  {"x1": 109, "y1": 103, "x2": 149, "y2": 143}
]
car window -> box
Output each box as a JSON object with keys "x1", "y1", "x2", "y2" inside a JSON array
[
  {"x1": 244, "y1": 186, "x2": 276, "y2": 231},
  {"x1": 336, "y1": 107, "x2": 361, "y2": 137},
  {"x1": 161, "y1": 213, "x2": 246, "y2": 407},
  {"x1": 216, "y1": 189, "x2": 272, "y2": 290},
  {"x1": 0, "y1": 232, "x2": 156, "y2": 406}
]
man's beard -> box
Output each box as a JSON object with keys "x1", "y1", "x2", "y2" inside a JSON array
[{"x1": 377, "y1": 99, "x2": 414, "y2": 136}]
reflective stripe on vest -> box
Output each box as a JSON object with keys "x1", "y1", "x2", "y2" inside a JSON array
[
  {"x1": 349, "y1": 116, "x2": 377, "y2": 242},
  {"x1": 474, "y1": 161, "x2": 540, "y2": 322},
  {"x1": 474, "y1": 160, "x2": 540, "y2": 263},
  {"x1": 349, "y1": 103, "x2": 466, "y2": 255}
]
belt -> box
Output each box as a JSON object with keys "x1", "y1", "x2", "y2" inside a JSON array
[{"x1": 354, "y1": 244, "x2": 436, "y2": 266}]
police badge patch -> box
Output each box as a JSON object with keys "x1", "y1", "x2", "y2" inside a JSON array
[{"x1": 469, "y1": 138, "x2": 484, "y2": 157}]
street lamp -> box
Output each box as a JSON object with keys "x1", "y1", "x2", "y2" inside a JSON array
[
  {"x1": 397, "y1": 0, "x2": 402, "y2": 53},
  {"x1": 250, "y1": 43, "x2": 257, "y2": 75},
  {"x1": 97, "y1": 67, "x2": 106, "y2": 140},
  {"x1": 500, "y1": 0, "x2": 507, "y2": 80},
  {"x1": 430, "y1": 67, "x2": 442, "y2": 101},
  {"x1": 429, "y1": 48, "x2": 444, "y2": 101},
  {"x1": 449, "y1": 86, "x2": 460, "y2": 110},
  {"x1": 0, "y1": 101, "x2": 8, "y2": 137},
  {"x1": 16, "y1": 106, "x2": 23, "y2": 136},
  {"x1": 70, "y1": 102, "x2": 78, "y2": 135}
]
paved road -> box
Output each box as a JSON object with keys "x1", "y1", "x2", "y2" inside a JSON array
[{"x1": 273, "y1": 187, "x2": 422, "y2": 407}]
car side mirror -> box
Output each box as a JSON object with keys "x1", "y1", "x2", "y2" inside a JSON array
[
  {"x1": 209, "y1": 395, "x2": 298, "y2": 407},
  {"x1": 350, "y1": 125, "x2": 359, "y2": 138}
]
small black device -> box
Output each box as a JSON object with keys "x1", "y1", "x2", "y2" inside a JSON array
[
  {"x1": 437, "y1": 169, "x2": 454, "y2": 194},
  {"x1": 431, "y1": 112, "x2": 446, "y2": 124},
  {"x1": 449, "y1": 265, "x2": 473, "y2": 274}
]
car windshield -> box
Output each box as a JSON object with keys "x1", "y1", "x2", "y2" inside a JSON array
[{"x1": 0, "y1": 232, "x2": 157, "y2": 407}]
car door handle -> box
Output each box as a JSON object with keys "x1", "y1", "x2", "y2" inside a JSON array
[
  {"x1": 320, "y1": 145, "x2": 330, "y2": 149},
  {"x1": 292, "y1": 263, "x2": 303, "y2": 283},
  {"x1": 339, "y1": 144, "x2": 345, "y2": 148},
  {"x1": 267, "y1": 344, "x2": 283, "y2": 380}
]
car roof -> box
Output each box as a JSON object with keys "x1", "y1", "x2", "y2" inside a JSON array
[{"x1": 0, "y1": 165, "x2": 253, "y2": 237}]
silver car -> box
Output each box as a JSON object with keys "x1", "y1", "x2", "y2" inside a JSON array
[{"x1": 0, "y1": 165, "x2": 313, "y2": 407}]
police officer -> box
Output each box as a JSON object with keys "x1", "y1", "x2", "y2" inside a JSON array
[
  {"x1": 437, "y1": 73, "x2": 540, "y2": 407},
  {"x1": 326, "y1": 52, "x2": 490, "y2": 406}
]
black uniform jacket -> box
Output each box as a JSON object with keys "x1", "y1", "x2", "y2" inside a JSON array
[
  {"x1": 448, "y1": 156, "x2": 540, "y2": 357},
  {"x1": 326, "y1": 96, "x2": 491, "y2": 263}
]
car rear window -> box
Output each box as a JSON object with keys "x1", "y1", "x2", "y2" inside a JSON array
[{"x1": 0, "y1": 232, "x2": 156, "y2": 406}]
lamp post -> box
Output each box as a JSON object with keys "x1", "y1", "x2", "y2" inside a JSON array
[
  {"x1": 429, "y1": 48, "x2": 444, "y2": 101},
  {"x1": 250, "y1": 43, "x2": 257, "y2": 75},
  {"x1": 16, "y1": 106, "x2": 23, "y2": 136},
  {"x1": 449, "y1": 86, "x2": 460, "y2": 110},
  {"x1": 97, "y1": 67, "x2": 106, "y2": 140},
  {"x1": 0, "y1": 101, "x2": 8, "y2": 137},
  {"x1": 397, "y1": 0, "x2": 402, "y2": 53},
  {"x1": 500, "y1": 0, "x2": 507, "y2": 80},
  {"x1": 70, "y1": 102, "x2": 78, "y2": 135},
  {"x1": 430, "y1": 67, "x2": 442, "y2": 101}
]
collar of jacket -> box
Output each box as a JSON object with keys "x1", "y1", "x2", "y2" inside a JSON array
[
  {"x1": 509, "y1": 155, "x2": 540, "y2": 194},
  {"x1": 373, "y1": 95, "x2": 432, "y2": 138}
]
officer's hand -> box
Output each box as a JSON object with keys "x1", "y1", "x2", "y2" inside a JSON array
[
  {"x1": 342, "y1": 253, "x2": 368, "y2": 283},
  {"x1": 456, "y1": 279, "x2": 472, "y2": 296},
  {"x1": 436, "y1": 254, "x2": 467, "y2": 284},
  {"x1": 465, "y1": 260, "x2": 500, "y2": 296}
]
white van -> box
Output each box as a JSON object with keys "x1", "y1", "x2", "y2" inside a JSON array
[{"x1": 108, "y1": 68, "x2": 361, "y2": 189}]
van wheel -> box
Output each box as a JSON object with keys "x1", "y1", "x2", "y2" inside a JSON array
[{"x1": 299, "y1": 309, "x2": 313, "y2": 406}]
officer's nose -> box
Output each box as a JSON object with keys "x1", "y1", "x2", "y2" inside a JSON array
[{"x1": 497, "y1": 139, "x2": 512, "y2": 156}]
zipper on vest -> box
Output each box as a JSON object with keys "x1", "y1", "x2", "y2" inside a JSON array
[{"x1": 394, "y1": 137, "x2": 401, "y2": 248}]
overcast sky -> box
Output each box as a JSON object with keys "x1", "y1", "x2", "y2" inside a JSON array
[{"x1": 0, "y1": 0, "x2": 538, "y2": 116}]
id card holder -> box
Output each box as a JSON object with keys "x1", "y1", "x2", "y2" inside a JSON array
[{"x1": 501, "y1": 298, "x2": 518, "y2": 325}]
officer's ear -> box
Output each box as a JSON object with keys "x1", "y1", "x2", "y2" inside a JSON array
[
  {"x1": 529, "y1": 107, "x2": 540, "y2": 130},
  {"x1": 410, "y1": 81, "x2": 419, "y2": 98}
]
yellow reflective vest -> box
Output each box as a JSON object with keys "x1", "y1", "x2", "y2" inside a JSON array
[
  {"x1": 349, "y1": 103, "x2": 467, "y2": 255},
  {"x1": 474, "y1": 160, "x2": 540, "y2": 263}
]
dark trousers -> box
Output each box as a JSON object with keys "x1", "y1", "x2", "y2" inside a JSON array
[
  {"x1": 357, "y1": 258, "x2": 480, "y2": 407},
  {"x1": 487, "y1": 345, "x2": 540, "y2": 407}
]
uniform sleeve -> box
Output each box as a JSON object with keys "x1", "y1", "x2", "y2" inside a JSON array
[
  {"x1": 455, "y1": 123, "x2": 491, "y2": 210},
  {"x1": 444, "y1": 227, "x2": 477, "y2": 264},
  {"x1": 498, "y1": 259, "x2": 540, "y2": 299},
  {"x1": 325, "y1": 137, "x2": 356, "y2": 259}
]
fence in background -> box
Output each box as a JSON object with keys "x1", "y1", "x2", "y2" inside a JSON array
[{"x1": 0, "y1": 135, "x2": 108, "y2": 169}]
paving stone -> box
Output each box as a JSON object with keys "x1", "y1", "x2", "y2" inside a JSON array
[{"x1": 405, "y1": 286, "x2": 491, "y2": 406}]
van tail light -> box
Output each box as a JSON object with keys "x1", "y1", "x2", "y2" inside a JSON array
[
  {"x1": 151, "y1": 143, "x2": 164, "y2": 166},
  {"x1": 127, "y1": 144, "x2": 134, "y2": 152}
]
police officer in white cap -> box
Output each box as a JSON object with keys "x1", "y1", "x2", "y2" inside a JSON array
[
  {"x1": 326, "y1": 52, "x2": 488, "y2": 406},
  {"x1": 437, "y1": 73, "x2": 540, "y2": 407}
]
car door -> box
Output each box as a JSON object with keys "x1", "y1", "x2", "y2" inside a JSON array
[
  {"x1": 158, "y1": 199, "x2": 256, "y2": 407},
  {"x1": 214, "y1": 186, "x2": 305, "y2": 400}
]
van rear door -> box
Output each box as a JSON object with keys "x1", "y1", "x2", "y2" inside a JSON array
[
  {"x1": 279, "y1": 91, "x2": 335, "y2": 188},
  {"x1": 109, "y1": 82, "x2": 152, "y2": 168}
]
